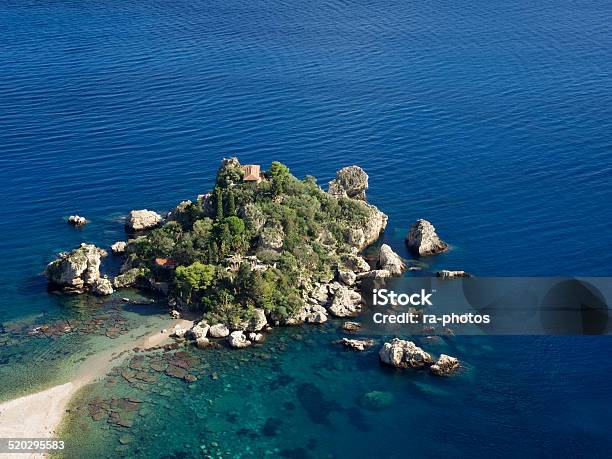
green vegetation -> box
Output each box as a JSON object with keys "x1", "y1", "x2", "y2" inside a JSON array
[{"x1": 123, "y1": 159, "x2": 374, "y2": 324}]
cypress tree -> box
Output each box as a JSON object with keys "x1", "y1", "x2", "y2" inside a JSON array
[
  {"x1": 226, "y1": 191, "x2": 236, "y2": 216},
  {"x1": 215, "y1": 188, "x2": 224, "y2": 220}
]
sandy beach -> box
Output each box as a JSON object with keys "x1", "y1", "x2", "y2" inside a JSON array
[{"x1": 0, "y1": 319, "x2": 192, "y2": 458}]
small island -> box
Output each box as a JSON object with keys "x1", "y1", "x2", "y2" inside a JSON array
[{"x1": 45, "y1": 157, "x2": 456, "y2": 370}]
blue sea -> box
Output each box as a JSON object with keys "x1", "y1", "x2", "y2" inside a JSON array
[{"x1": 1, "y1": 0, "x2": 611, "y2": 457}]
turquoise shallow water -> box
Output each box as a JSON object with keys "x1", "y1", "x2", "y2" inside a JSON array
[{"x1": 1, "y1": 0, "x2": 612, "y2": 456}]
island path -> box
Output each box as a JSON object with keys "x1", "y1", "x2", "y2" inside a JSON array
[{"x1": 0, "y1": 318, "x2": 193, "y2": 459}]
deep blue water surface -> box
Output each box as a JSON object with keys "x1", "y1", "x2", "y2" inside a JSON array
[{"x1": 1, "y1": 0, "x2": 612, "y2": 457}]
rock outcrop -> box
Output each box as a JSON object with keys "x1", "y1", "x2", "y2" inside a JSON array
[
  {"x1": 430, "y1": 354, "x2": 460, "y2": 376},
  {"x1": 338, "y1": 270, "x2": 357, "y2": 286},
  {"x1": 112, "y1": 268, "x2": 144, "y2": 289},
  {"x1": 125, "y1": 210, "x2": 162, "y2": 233},
  {"x1": 228, "y1": 331, "x2": 251, "y2": 348},
  {"x1": 45, "y1": 243, "x2": 108, "y2": 293},
  {"x1": 338, "y1": 338, "x2": 375, "y2": 351},
  {"x1": 258, "y1": 222, "x2": 284, "y2": 251},
  {"x1": 436, "y1": 270, "x2": 471, "y2": 279},
  {"x1": 300, "y1": 302, "x2": 329, "y2": 324},
  {"x1": 68, "y1": 215, "x2": 88, "y2": 227},
  {"x1": 377, "y1": 244, "x2": 405, "y2": 276},
  {"x1": 379, "y1": 338, "x2": 433, "y2": 368},
  {"x1": 328, "y1": 286, "x2": 362, "y2": 317},
  {"x1": 247, "y1": 309, "x2": 267, "y2": 332},
  {"x1": 208, "y1": 323, "x2": 230, "y2": 338},
  {"x1": 188, "y1": 321, "x2": 209, "y2": 340},
  {"x1": 341, "y1": 254, "x2": 370, "y2": 273},
  {"x1": 328, "y1": 166, "x2": 369, "y2": 201},
  {"x1": 342, "y1": 321, "x2": 361, "y2": 332},
  {"x1": 92, "y1": 277, "x2": 114, "y2": 296},
  {"x1": 111, "y1": 241, "x2": 127, "y2": 255},
  {"x1": 406, "y1": 219, "x2": 448, "y2": 256}
]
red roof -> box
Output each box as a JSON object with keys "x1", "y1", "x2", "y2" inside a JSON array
[
  {"x1": 154, "y1": 258, "x2": 176, "y2": 268},
  {"x1": 241, "y1": 165, "x2": 261, "y2": 181}
]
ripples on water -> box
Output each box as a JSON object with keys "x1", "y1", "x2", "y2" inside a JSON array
[{"x1": 1, "y1": 0, "x2": 612, "y2": 456}]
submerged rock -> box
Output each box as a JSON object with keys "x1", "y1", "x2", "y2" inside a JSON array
[
  {"x1": 45, "y1": 243, "x2": 107, "y2": 293},
  {"x1": 68, "y1": 215, "x2": 88, "y2": 227},
  {"x1": 125, "y1": 209, "x2": 162, "y2": 233},
  {"x1": 228, "y1": 330, "x2": 251, "y2": 348},
  {"x1": 379, "y1": 338, "x2": 433, "y2": 368},
  {"x1": 430, "y1": 354, "x2": 460, "y2": 376},
  {"x1": 328, "y1": 165, "x2": 369, "y2": 201},
  {"x1": 329, "y1": 286, "x2": 362, "y2": 317},
  {"x1": 377, "y1": 244, "x2": 405, "y2": 276},
  {"x1": 196, "y1": 337, "x2": 210, "y2": 349},
  {"x1": 436, "y1": 270, "x2": 471, "y2": 279},
  {"x1": 406, "y1": 219, "x2": 448, "y2": 256},
  {"x1": 359, "y1": 391, "x2": 395, "y2": 410}
]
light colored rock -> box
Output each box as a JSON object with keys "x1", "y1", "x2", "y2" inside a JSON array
[
  {"x1": 167, "y1": 200, "x2": 193, "y2": 221},
  {"x1": 171, "y1": 324, "x2": 188, "y2": 338},
  {"x1": 430, "y1": 354, "x2": 460, "y2": 376},
  {"x1": 125, "y1": 209, "x2": 162, "y2": 232},
  {"x1": 338, "y1": 338, "x2": 375, "y2": 351},
  {"x1": 247, "y1": 309, "x2": 267, "y2": 332},
  {"x1": 111, "y1": 241, "x2": 127, "y2": 255},
  {"x1": 341, "y1": 254, "x2": 370, "y2": 273},
  {"x1": 298, "y1": 303, "x2": 328, "y2": 324},
  {"x1": 437, "y1": 270, "x2": 471, "y2": 279},
  {"x1": 228, "y1": 331, "x2": 251, "y2": 348},
  {"x1": 379, "y1": 338, "x2": 434, "y2": 368},
  {"x1": 92, "y1": 277, "x2": 113, "y2": 296},
  {"x1": 68, "y1": 215, "x2": 88, "y2": 227},
  {"x1": 248, "y1": 332, "x2": 265, "y2": 343},
  {"x1": 329, "y1": 286, "x2": 362, "y2": 317},
  {"x1": 258, "y1": 222, "x2": 284, "y2": 251},
  {"x1": 356, "y1": 269, "x2": 392, "y2": 281},
  {"x1": 196, "y1": 337, "x2": 210, "y2": 349},
  {"x1": 338, "y1": 270, "x2": 357, "y2": 286},
  {"x1": 188, "y1": 321, "x2": 209, "y2": 340},
  {"x1": 342, "y1": 321, "x2": 361, "y2": 332},
  {"x1": 208, "y1": 323, "x2": 230, "y2": 338},
  {"x1": 377, "y1": 244, "x2": 405, "y2": 276},
  {"x1": 309, "y1": 283, "x2": 330, "y2": 305},
  {"x1": 328, "y1": 165, "x2": 369, "y2": 200},
  {"x1": 406, "y1": 219, "x2": 448, "y2": 256},
  {"x1": 359, "y1": 202, "x2": 388, "y2": 249},
  {"x1": 112, "y1": 268, "x2": 143, "y2": 289},
  {"x1": 45, "y1": 243, "x2": 107, "y2": 293},
  {"x1": 170, "y1": 309, "x2": 181, "y2": 319},
  {"x1": 240, "y1": 203, "x2": 266, "y2": 233}
]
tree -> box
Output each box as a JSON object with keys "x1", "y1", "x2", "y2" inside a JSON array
[
  {"x1": 226, "y1": 191, "x2": 236, "y2": 216},
  {"x1": 174, "y1": 262, "x2": 216, "y2": 303},
  {"x1": 268, "y1": 161, "x2": 290, "y2": 196},
  {"x1": 215, "y1": 188, "x2": 224, "y2": 220}
]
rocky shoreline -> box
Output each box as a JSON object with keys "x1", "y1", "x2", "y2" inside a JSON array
[{"x1": 45, "y1": 159, "x2": 463, "y2": 377}]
